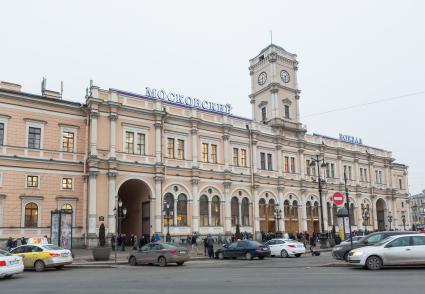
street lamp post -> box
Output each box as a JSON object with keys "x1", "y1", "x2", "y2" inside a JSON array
[
  {"x1": 113, "y1": 198, "x2": 127, "y2": 264},
  {"x1": 163, "y1": 202, "x2": 173, "y2": 242},
  {"x1": 401, "y1": 214, "x2": 406, "y2": 231},
  {"x1": 274, "y1": 204, "x2": 282, "y2": 237},
  {"x1": 363, "y1": 208, "x2": 369, "y2": 234},
  {"x1": 343, "y1": 171, "x2": 353, "y2": 250},
  {"x1": 309, "y1": 153, "x2": 328, "y2": 248},
  {"x1": 388, "y1": 211, "x2": 393, "y2": 231}
]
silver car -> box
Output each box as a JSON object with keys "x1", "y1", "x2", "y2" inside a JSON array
[
  {"x1": 348, "y1": 234, "x2": 425, "y2": 270},
  {"x1": 128, "y1": 242, "x2": 190, "y2": 267}
]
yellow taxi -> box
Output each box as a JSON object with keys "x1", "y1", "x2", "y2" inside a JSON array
[{"x1": 10, "y1": 238, "x2": 73, "y2": 272}]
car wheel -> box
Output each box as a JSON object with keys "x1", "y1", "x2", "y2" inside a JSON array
[
  {"x1": 295, "y1": 254, "x2": 301, "y2": 258},
  {"x1": 176, "y1": 262, "x2": 184, "y2": 266},
  {"x1": 55, "y1": 265, "x2": 64, "y2": 270},
  {"x1": 245, "y1": 252, "x2": 253, "y2": 260},
  {"x1": 281, "y1": 250, "x2": 289, "y2": 258},
  {"x1": 129, "y1": 256, "x2": 137, "y2": 266},
  {"x1": 218, "y1": 252, "x2": 224, "y2": 260},
  {"x1": 343, "y1": 252, "x2": 350, "y2": 262},
  {"x1": 4, "y1": 275, "x2": 13, "y2": 279},
  {"x1": 366, "y1": 256, "x2": 383, "y2": 270},
  {"x1": 158, "y1": 256, "x2": 167, "y2": 267},
  {"x1": 34, "y1": 260, "x2": 45, "y2": 272}
]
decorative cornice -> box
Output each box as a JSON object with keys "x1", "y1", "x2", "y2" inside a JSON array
[
  {"x1": 154, "y1": 121, "x2": 162, "y2": 128},
  {"x1": 89, "y1": 111, "x2": 99, "y2": 119},
  {"x1": 107, "y1": 170, "x2": 117, "y2": 178},
  {"x1": 20, "y1": 195, "x2": 44, "y2": 200},
  {"x1": 108, "y1": 113, "x2": 118, "y2": 121},
  {"x1": 223, "y1": 181, "x2": 232, "y2": 189}
]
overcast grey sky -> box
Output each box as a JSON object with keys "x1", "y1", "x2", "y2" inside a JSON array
[{"x1": 1, "y1": 0, "x2": 424, "y2": 193}]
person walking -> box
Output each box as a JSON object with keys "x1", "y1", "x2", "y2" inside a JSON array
[
  {"x1": 309, "y1": 233, "x2": 317, "y2": 256},
  {"x1": 133, "y1": 235, "x2": 138, "y2": 250},
  {"x1": 203, "y1": 236, "x2": 208, "y2": 256},
  {"x1": 111, "y1": 234, "x2": 116, "y2": 251},
  {"x1": 6, "y1": 237, "x2": 14, "y2": 251},
  {"x1": 21, "y1": 237, "x2": 27, "y2": 245},
  {"x1": 207, "y1": 234, "x2": 214, "y2": 259},
  {"x1": 191, "y1": 233, "x2": 198, "y2": 254}
]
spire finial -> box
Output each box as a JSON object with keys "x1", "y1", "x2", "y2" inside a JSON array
[{"x1": 270, "y1": 30, "x2": 273, "y2": 45}]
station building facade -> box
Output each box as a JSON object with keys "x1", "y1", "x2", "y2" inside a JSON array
[{"x1": 0, "y1": 44, "x2": 411, "y2": 246}]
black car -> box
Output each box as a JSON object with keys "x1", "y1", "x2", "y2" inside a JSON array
[
  {"x1": 215, "y1": 240, "x2": 270, "y2": 260},
  {"x1": 332, "y1": 231, "x2": 417, "y2": 261}
]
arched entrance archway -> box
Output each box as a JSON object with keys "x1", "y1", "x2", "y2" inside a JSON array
[
  {"x1": 376, "y1": 198, "x2": 386, "y2": 231},
  {"x1": 118, "y1": 179, "x2": 151, "y2": 239}
]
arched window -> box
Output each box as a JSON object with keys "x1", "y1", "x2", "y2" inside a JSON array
[
  {"x1": 292, "y1": 200, "x2": 298, "y2": 218},
  {"x1": 177, "y1": 194, "x2": 187, "y2": 226},
  {"x1": 163, "y1": 193, "x2": 174, "y2": 226},
  {"x1": 284, "y1": 200, "x2": 290, "y2": 217},
  {"x1": 241, "y1": 198, "x2": 249, "y2": 226},
  {"x1": 327, "y1": 202, "x2": 332, "y2": 226},
  {"x1": 268, "y1": 199, "x2": 275, "y2": 218},
  {"x1": 313, "y1": 201, "x2": 319, "y2": 218},
  {"x1": 62, "y1": 203, "x2": 73, "y2": 211},
  {"x1": 259, "y1": 199, "x2": 266, "y2": 218},
  {"x1": 306, "y1": 201, "x2": 312, "y2": 218},
  {"x1": 199, "y1": 195, "x2": 209, "y2": 226},
  {"x1": 211, "y1": 196, "x2": 220, "y2": 226},
  {"x1": 25, "y1": 202, "x2": 38, "y2": 227},
  {"x1": 231, "y1": 197, "x2": 239, "y2": 226},
  {"x1": 349, "y1": 203, "x2": 356, "y2": 226}
]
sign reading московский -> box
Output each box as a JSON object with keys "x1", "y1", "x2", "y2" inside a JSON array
[{"x1": 145, "y1": 87, "x2": 232, "y2": 115}]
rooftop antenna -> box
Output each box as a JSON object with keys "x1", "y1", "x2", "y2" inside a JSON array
[
  {"x1": 270, "y1": 30, "x2": 273, "y2": 45},
  {"x1": 41, "y1": 77, "x2": 46, "y2": 94},
  {"x1": 60, "y1": 81, "x2": 64, "y2": 98}
]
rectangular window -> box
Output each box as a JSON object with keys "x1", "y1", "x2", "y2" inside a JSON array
[
  {"x1": 360, "y1": 168, "x2": 364, "y2": 181},
  {"x1": 136, "y1": 133, "x2": 145, "y2": 155},
  {"x1": 167, "y1": 138, "x2": 175, "y2": 158},
  {"x1": 267, "y1": 154, "x2": 273, "y2": 171},
  {"x1": 62, "y1": 131, "x2": 74, "y2": 152},
  {"x1": 26, "y1": 175, "x2": 39, "y2": 188},
  {"x1": 62, "y1": 178, "x2": 73, "y2": 190},
  {"x1": 260, "y1": 152, "x2": 266, "y2": 170},
  {"x1": 326, "y1": 163, "x2": 330, "y2": 178},
  {"x1": 261, "y1": 107, "x2": 267, "y2": 121},
  {"x1": 399, "y1": 179, "x2": 403, "y2": 189},
  {"x1": 233, "y1": 148, "x2": 239, "y2": 166},
  {"x1": 241, "y1": 149, "x2": 247, "y2": 167},
  {"x1": 330, "y1": 163, "x2": 335, "y2": 178},
  {"x1": 379, "y1": 171, "x2": 383, "y2": 184},
  {"x1": 284, "y1": 105, "x2": 290, "y2": 119},
  {"x1": 177, "y1": 139, "x2": 184, "y2": 160},
  {"x1": 290, "y1": 157, "x2": 296, "y2": 173},
  {"x1": 125, "y1": 131, "x2": 134, "y2": 154},
  {"x1": 306, "y1": 160, "x2": 311, "y2": 176},
  {"x1": 211, "y1": 144, "x2": 217, "y2": 163},
  {"x1": 375, "y1": 170, "x2": 379, "y2": 183},
  {"x1": 202, "y1": 143, "x2": 209, "y2": 162},
  {"x1": 348, "y1": 166, "x2": 352, "y2": 180},
  {"x1": 28, "y1": 127, "x2": 41, "y2": 149},
  {"x1": 0, "y1": 122, "x2": 4, "y2": 145},
  {"x1": 284, "y1": 156, "x2": 289, "y2": 173},
  {"x1": 363, "y1": 168, "x2": 368, "y2": 181}
]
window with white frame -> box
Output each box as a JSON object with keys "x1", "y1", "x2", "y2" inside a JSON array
[
  {"x1": 326, "y1": 163, "x2": 335, "y2": 178},
  {"x1": 211, "y1": 144, "x2": 217, "y2": 163},
  {"x1": 260, "y1": 152, "x2": 266, "y2": 170},
  {"x1": 375, "y1": 170, "x2": 383, "y2": 184},
  {"x1": 124, "y1": 129, "x2": 146, "y2": 155},
  {"x1": 399, "y1": 178, "x2": 403, "y2": 189},
  {"x1": 0, "y1": 122, "x2": 4, "y2": 145},
  {"x1": 201, "y1": 142, "x2": 218, "y2": 163},
  {"x1": 167, "y1": 137, "x2": 185, "y2": 160},
  {"x1": 28, "y1": 127, "x2": 41, "y2": 149},
  {"x1": 284, "y1": 105, "x2": 290, "y2": 119},
  {"x1": 260, "y1": 152, "x2": 273, "y2": 170},
  {"x1": 177, "y1": 139, "x2": 184, "y2": 160},
  {"x1": 343, "y1": 165, "x2": 353, "y2": 180},
  {"x1": 167, "y1": 138, "x2": 175, "y2": 158},
  {"x1": 241, "y1": 149, "x2": 247, "y2": 167},
  {"x1": 62, "y1": 178, "x2": 73, "y2": 190},
  {"x1": 62, "y1": 131, "x2": 75, "y2": 152},
  {"x1": 261, "y1": 107, "x2": 267, "y2": 121},
  {"x1": 360, "y1": 167, "x2": 368, "y2": 182},
  {"x1": 233, "y1": 148, "x2": 239, "y2": 166},
  {"x1": 26, "y1": 175, "x2": 39, "y2": 188},
  {"x1": 306, "y1": 159, "x2": 316, "y2": 176},
  {"x1": 284, "y1": 156, "x2": 296, "y2": 173}
]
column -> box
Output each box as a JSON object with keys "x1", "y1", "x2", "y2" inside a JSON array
[
  {"x1": 191, "y1": 128, "x2": 198, "y2": 167},
  {"x1": 277, "y1": 145, "x2": 283, "y2": 177},
  {"x1": 252, "y1": 140, "x2": 258, "y2": 173},
  {"x1": 224, "y1": 181, "x2": 232, "y2": 233},
  {"x1": 299, "y1": 149, "x2": 305, "y2": 180},
  {"x1": 208, "y1": 200, "x2": 212, "y2": 226},
  {"x1": 191, "y1": 178, "x2": 199, "y2": 232},
  {"x1": 109, "y1": 114, "x2": 118, "y2": 159},
  {"x1": 223, "y1": 134, "x2": 230, "y2": 171},
  {"x1": 300, "y1": 189, "x2": 308, "y2": 231},
  {"x1": 337, "y1": 155, "x2": 343, "y2": 182},
  {"x1": 154, "y1": 175, "x2": 163, "y2": 234},
  {"x1": 322, "y1": 192, "x2": 329, "y2": 231},
  {"x1": 354, "y1": 158, "x2": 359, "y2": 185},
  {"x1": 278, "y1": 186, "x2": 285, "y2": 232},
  {"x1": 238, "y1": 202, "x2": 242, "y2": 228},
  {"x1": 88, "y1": 169, "x2": 98, "y2": 238},
  {"x1": 173, "y1": 196, "x2": 178, "y2": 226},
  {"x1": 154, "y1": 122, "x2": 162, "y2": 163},
  {"x1": 107, "y1": 170, "x2": 117, "y2": 234},
  {"x1": 89, "y1": 112, "x2": 98, "y2": 156},
  {"x1": 253, "y1": 185, "x2": 260, "y2": 239}
]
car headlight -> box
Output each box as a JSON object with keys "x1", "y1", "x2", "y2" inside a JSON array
[
  {"x1": 351, "y1": 251, "x2": 363, "y2": 257},
  {"x1": 333, "y1": 246, "x2": 342, "y2": 251}
]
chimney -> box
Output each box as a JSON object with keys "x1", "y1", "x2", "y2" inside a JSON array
[
  {"x1": 42, "y1": 89, "x2": 62, "y2": 99},
  {"x1": 0, "y1": 81, "x2": 22, "y2": 92}
]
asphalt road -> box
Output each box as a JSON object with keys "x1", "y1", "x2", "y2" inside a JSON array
[{"x1": 1, "y1": 258, "x2": 424, "y2": 294}]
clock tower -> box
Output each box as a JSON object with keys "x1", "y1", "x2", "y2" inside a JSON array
[{"x1": 249, "y1": 44, "x2": 302, "y2": 131}]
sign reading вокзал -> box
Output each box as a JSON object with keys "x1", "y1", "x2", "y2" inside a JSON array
[{"x1": 145, "y1": 87, "x2": 232, "y2": 115}]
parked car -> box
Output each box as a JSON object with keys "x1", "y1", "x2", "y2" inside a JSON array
[
  {"x1": 348, "y1": 234, "x2": 425, "y2": 270},
  {"x1": 128, "y1": 242, "x2": 190, "y2": 267},
  {"x1": 215, "y1": 240, "x2": 270, "y2": 260},
  {"x1": 340, "y1": 236, "x2": 363, "y2": 245},
  {"x1": 332, "y1": 231, "x2": 416, "y2": 261},
  {"x1": 0, "y1": 249, "x2": 24, "y2": 278},
  {"x1": 10, "y1": 244, "x2": 73, "y2": 272},
  {"x1": 264, "y1": 238, "x2": 306, "y2": 258}
]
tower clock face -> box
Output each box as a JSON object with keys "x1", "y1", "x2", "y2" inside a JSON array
[
  {"x1": 258, "y1": 72, "x2": 267, "y2": 85},
  {"x1": 280, "y1": 70, "x2": 290, "y2": 83}
]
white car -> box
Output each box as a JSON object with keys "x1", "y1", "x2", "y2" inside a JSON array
[
  {"x1": 0, "y1": 249, "x2": 24, "y2": 278},
  {"x1": 348, "y1": 233, "x2": 425, "y2": 270},
  {"x1": 264, "y1": 238, "x2": 306, "y2": 258}
]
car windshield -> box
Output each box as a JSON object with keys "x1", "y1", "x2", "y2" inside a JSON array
[
  {"x1": 0, "y1": 249, "x2": 12, "y2": 256},
  {"x1": 373, "y1": 236, "x2": 396, "y2": 246},
  {"x1": 42, "y1": 245, "x2": 62, "y2": 250},
  {"x1": 161, "y1": 243, "x2": 177, "y2": 249},
  {"x1": 247, "y1": 241, "x2": 263, "y2": 247}
]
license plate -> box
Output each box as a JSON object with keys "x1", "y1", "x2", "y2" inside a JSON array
[
  {"x1": 9, "y1": 260, "x2": 20, "y2": 265},
  {"x1": 61, "y1": 253, "x2": 69, "y2": 257},
  {"x1": 179, "y1": 251, "x2": 187, "y2": 254}
]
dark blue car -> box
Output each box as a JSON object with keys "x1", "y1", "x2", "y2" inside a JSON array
[{"x1": 215, "y1": 240, "x2": 270, "y2": 260}]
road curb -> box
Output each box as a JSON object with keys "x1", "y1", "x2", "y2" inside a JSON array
[{"x1": 320, "y1": 262, "x2": 351, "y2": 267}]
